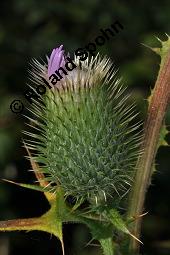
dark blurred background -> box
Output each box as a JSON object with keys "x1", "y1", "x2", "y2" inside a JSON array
[{"x1": 0, "y1": 0, "x2": 170, "y2": 255}]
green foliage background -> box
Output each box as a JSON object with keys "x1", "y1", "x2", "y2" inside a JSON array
[{"x1": 0, "y1": 0, "x2": 170, "y2": 254}]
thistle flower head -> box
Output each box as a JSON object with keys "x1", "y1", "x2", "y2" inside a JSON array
[{"x1": 25, "y1": 45, "x2": 141, "y2": 206}]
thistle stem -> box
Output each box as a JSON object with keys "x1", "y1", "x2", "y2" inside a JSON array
[
  {"x1": 0, "y1": 218, "x2": 44, "y2": 232},
  {"x1": 128, "y1": 48, "x2": 170, "y2": 252}
]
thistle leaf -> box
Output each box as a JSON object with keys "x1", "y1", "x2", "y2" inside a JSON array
[
  {"x1": 2, "y1": 178, "x2": 49, "y2": 193},
  {"x1": 107, "y1": 209, "x2": 142, "y2": 244},
  {"x1": 23, "y1": 142, "x2": 56, "y2": 202},
  {"x1": 0, "y1": 186, "x2": 68, "y2": 255},
  {"x1": 100, "y1": 238, "x2": 115, "y2": 255},
  {"x1": 24, "y1": 143, "x2": 49, "y2": 188},
  {"x1": 80, "y1": 217, "x2": 114, "y2": 255}
]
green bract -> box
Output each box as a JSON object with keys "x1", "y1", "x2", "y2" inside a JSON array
[{"x1": 25, "y1": 54, "x2": 141, "y2": 205}]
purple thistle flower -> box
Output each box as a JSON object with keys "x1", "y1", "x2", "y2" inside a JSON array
[{"x1": 47, "y1": 45, "x2": 66, "y2": 77}]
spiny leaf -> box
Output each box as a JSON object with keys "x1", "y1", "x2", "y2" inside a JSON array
[
  {"x1": 80, "y1": 216, "x2": 114, "y2": 255},
  {"x1": 23, "y1": 141, "x2": 49, "y2": 187},
  {"x1": 23, "y1": 142, "x2": 56, "y2": 202},
  {"x1": 0, "y1": 186, "x2": 68, "y2": 255},
  {"x1": 107, "y1": 209, "x2": 142, "y2": 244},
  {"x1": 100, "y1": 238, "x2": 115, "y2": 255},
  {"x1": 2, "y1": 179, "x2": 49, "y2": 193}
]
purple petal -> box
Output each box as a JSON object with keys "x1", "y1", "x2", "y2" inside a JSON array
[{"x1": 48, "y1": 45, "x2": 66, "y2": 77}]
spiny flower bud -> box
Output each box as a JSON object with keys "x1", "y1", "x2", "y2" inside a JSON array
[{"x1": 25, "y1": 45, "x2": 141, "y2": 205}]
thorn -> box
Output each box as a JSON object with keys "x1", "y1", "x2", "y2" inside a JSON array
[
  {"x1": 95, "y1": 196, "x2": 98, "y2": 205},
  {"x1": 61, "y1": 239, "x2": 65, "y2": 255},
  {"x1": 84, "y1": 238, "x2": 95, "y2": 247},
  {"x1": 102, "y1": 190, "x2": 107, "y2": 202},
  {"x1": 132, "y1": 211, "x2": 148, "y2": 221},
  {"x1": 154, "y1": 36, "x2": 162, "y2": 43},
  {"x1": 165, "y1": 33, "x2": 169, "y2": 38},
  {"x1": 129, "y1": 231, "x2": 143, "y2": 244},
  {"x1": 141, "y1": 43, "x2": 153, "y2": 50},
  {"x1": 142, "y1": 43, "x2": 161, "y2": 55},
  {"x1": 2, "y1": 179, "x2": 18, "y2": 185}
]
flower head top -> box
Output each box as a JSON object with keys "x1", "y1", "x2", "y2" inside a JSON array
[{"x1": 47, "y1": 45, "x2": 66, "y2": 77}]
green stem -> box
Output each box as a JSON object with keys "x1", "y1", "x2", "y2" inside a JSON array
[
  {"x1": 0, "y1": 217, "x2": 45, "y2": 232},
  {"x1": 128, "y1": 47, "x2": 170, "y2": 253}
]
